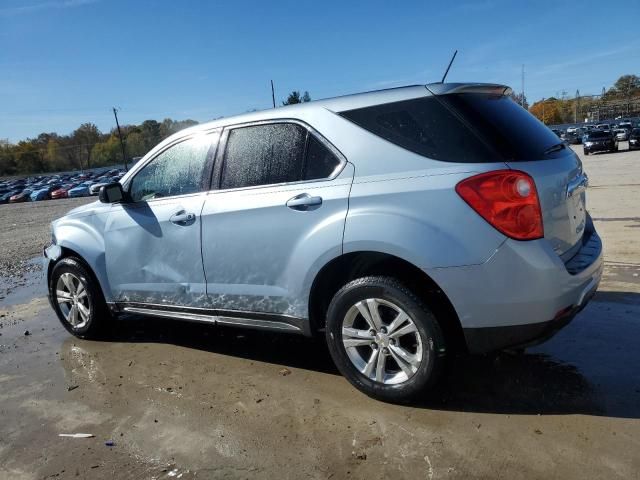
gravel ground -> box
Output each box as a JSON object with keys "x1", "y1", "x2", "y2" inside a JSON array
[{"x1": 0, "y1": 197, "x2": 93, "y2": 277}]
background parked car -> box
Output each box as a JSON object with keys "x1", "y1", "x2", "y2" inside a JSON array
[
  {"x1": 584, "y1": 130, "x2": 619, "y2": 155},
  {"x1": 629, "y1": 128, "x2": 640, "y2": 150},
  {"x1": 68, "y1": 181, "x2": 94, "y2": 197},
  {"x1": 614, "y1": 128, "x2": 630, "y2": 141},
  {"x1": 9, "y1": 189, "x2": 33, "y2": 203}
]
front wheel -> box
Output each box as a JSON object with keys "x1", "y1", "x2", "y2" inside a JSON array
[
  {"x1": 49, "y1": 257, "x2": 111, "y2": 339},
  {"x1": 583, "y1": 150, "x2": 589, "y2": 155},
  {"x1": 325, "y1": 276, "x2": 445, "y2": 402}
]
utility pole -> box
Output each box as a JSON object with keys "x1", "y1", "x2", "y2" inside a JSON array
[
  {"x1": 270, "y1": 80, "x2": 276, "y2": 109},
  {"x1": 575, "y1": 89, "x2": 579, "y2": 123},
  {"x1": 521, "y1": 64, "x2": 525, "y2": 107},
  {"x1": 542, "y1": 98, "x2": 545, "y2": 124},
  {"x1": 112, "y1": 107, "x2": 128, "y2": 171}
]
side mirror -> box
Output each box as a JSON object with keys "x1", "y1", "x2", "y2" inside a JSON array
[{"x1": 99, "y1": 182, "x2": 125, "y2": 203}]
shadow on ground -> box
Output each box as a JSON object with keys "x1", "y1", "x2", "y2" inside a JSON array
[{"x1": 92, "y1": 290, "x2": 640, "y2": 420}]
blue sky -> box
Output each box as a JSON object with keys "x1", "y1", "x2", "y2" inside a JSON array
[{"x1": 1, "y1": 0, "x2": 639, "y2": 142}]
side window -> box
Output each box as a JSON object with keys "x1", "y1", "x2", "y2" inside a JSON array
[
  {"x1": 303, "y1": 135, "x2": 341, "y2": 180},
  {"x1": 129, "y1": 133, "x2": 215, "y2": 202},
  {"x1": 221, "y1": 123, "x2": 306, "y2": 189}
]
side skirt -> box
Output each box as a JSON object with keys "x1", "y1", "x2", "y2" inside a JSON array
[{"x1": 108, "y1": 302, "x2": 309, "y2": 335}]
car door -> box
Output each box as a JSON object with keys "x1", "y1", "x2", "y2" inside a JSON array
[
  {"x1": 104, "y1": 130, "x2": 219, "y2": 306},
  {"x1": 201, "y1": 121, "x2": 353, "y2": 325}
]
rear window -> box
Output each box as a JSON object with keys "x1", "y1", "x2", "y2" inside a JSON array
[{"x1": 340, "y1": 93, "x2": 570, "y2": 162}]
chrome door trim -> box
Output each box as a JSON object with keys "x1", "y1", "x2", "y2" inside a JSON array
[
  {"x1": 566, "y1": 172, "x2": 589, "y2": 198},
  {"x1": 113, "y1": 302, "x2": 305, "y2": 334}
]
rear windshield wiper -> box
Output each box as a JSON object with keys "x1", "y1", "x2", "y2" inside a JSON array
[{"x1": 543, "y1": 142, "x2": 566, "y2": 155}]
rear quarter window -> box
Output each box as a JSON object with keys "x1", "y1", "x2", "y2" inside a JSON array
[
  {"x1": 340, "y1": 93, "x2": 571, "y2": 162},
  {"x1": 340, "y1": 96, "x2": 495, "y2": 163}
]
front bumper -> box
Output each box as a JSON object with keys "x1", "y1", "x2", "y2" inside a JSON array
[
  {"x1": 584, "y1": 143, "x2": 615, "y2": 152},
  {"x1": 429, "y1": 220, "x2": 603, "y2": 353}
]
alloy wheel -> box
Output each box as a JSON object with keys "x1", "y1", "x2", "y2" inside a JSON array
[
  {"x1": 56, "y1": 272, "x2": 91, "y2": 329},
  {"x1": 341, "y1": 298, "x2": 424, "y2": 385}
]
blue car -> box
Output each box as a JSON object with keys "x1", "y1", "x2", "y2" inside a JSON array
[
  {"x1": 30, "y1": 185, "x2": 58, "y2": 202},
  {"x1": 68, "y1": 182, "x2": 94, "y2": 198}
]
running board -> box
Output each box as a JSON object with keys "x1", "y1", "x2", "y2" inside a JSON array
[{"x1": 116, "y1": 304, "x2": 304, "y2": 334}]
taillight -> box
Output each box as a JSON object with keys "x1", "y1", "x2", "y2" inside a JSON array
[{"x1": 455, "y1": 170, "x2": 543, "y2": 240}]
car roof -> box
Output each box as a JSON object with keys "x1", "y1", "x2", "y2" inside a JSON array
[{"x1": 173, "y1": 82, "x2": 511, "y2": 136}]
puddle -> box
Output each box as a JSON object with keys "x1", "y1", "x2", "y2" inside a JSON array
[{"x1": 0, "y1": 256, "x2": 47, "y2": 308}]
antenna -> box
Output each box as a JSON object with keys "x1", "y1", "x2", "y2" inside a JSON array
[
  {"x1": 112, "y1": 107, "x2": 128, "y2": 171},
  {"x1": 521, "y1": 64, "x2": 525, "y2": 107},
  {"x1": 440, "y1": 50, "x2": 458, "y2": 83},
  {"x1": 270, "y1": 80, "x2": 276, "y2": 109}
]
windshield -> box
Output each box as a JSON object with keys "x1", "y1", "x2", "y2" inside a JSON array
[{"x1": 587, "y1": 131, "x2": 611, "y2": 139}]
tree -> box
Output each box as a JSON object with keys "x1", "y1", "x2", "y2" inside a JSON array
[
  {"x1": 529, "y1": 98, "x2": 563, "y2": 125},
  {"x1": 611, "y1": 74, "x2": 640, "y2": 97},
  {"x1": 140, "y1": 120, "x2": 162, "y2": 151},
  {"x1": 510, "y1": 92, "x2": 529, "y2": 109},
  {"x1": 282, "y1": 90, "x2": 311, "y2": 105},
  {"x1": 72, "y1": 123, "x2": 101, "y2": 169},
  {"x1": 159, "y1": 118, "x2": 199, "y2": 139}
]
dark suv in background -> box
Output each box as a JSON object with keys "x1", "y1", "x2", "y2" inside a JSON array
[
  {"x1": 629, "y1": 128, "x2": 640, "y2": 150},
  {"x1": 583, "y1": 130, "x2": 618, "y2": 155}
]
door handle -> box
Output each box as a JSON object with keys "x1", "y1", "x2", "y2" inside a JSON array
[
  {"x1": 286, "y1": 194, "x2": 323, "y2": 211},
  {"x1": 170, "y1": 211, "x2": 196, "y2": 225}
]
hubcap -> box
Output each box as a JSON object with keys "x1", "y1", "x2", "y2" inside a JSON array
[
  {"x1": 56, "y1": 272, "x2": 90, "y2": 329},
  {"x1": 341, "y1": 298, "x2": 424, "y2": 385}
]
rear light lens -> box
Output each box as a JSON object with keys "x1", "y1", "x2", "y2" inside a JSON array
[{"x1": 455, "y1": 170, "x2": 543, "y2": 240}]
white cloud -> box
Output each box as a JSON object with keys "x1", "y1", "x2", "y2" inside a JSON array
[{"x1": 0, "y1": 0, "x2": 99, "y2": 17}]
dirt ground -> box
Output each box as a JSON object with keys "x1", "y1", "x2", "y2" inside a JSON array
[{"x1": 0, "y1": 145, "x2": 639, "y2": 479}]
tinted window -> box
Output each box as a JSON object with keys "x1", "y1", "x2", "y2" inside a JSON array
[
  {"x1": 221, "y1": 123, "x2": 306, "y2": 189},
  {"x1": 440, "y1": 94, "x2": 569, "y2": 161},
  {"x1": 304, "y1": 135, "x2": 341, "y2": 180},
  {"x1": 129, "y1": 134, "x2": 214, "y2": 202},
  {"x1": 340, "y1": 96, "x2": 495, "y2": 163},
  {"x1": 631, "y1": 129, "x2": 640, "y2": 137},
  {"x1": 341, "y1": 94, "x2": 572, "y2": 162}
]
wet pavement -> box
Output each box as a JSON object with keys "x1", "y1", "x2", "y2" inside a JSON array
[
  {"x1": 1, "y1": 147, "x2": 640, "y2": 479},
  {"x1": 0, "y1": 263, "x2": 638, "y2": 479}
]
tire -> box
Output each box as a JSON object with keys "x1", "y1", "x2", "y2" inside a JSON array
[
  {"x1": 583, "y1": 150, "x2": 589, "y2": 155},
  {"x1": 325, "y1": 276, "x2": 445, "y2": 403},
  {"x1": 49, "y1": 257, "x2": 111, "y2": 339}
]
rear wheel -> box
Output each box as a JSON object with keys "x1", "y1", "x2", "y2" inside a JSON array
[
  {"x1": 583, "y1": 150, "x2": 589, "y2": 155},
  {"x1": 325, "y1": 276, "x2": 445, "y2": 402},
  {"x1": 49, "y1": 257, "x2": 111, "y2": 339}
]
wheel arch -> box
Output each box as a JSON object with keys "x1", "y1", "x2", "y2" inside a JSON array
[
  {"x1": 308, "y1": 251, "x2": 467, "y2": 353},
  {"x1": 47, "y1": 244, "x2": 112, "y2": 303}
]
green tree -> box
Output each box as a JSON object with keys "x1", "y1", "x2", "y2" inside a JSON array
[
  {"x1": 72, "y1": 123, "x2": 101, "y2": 170},
  {"x1": 282, "y1": 90, "x2": 311, "y2": 105},
  {"x1": 140, "y1": 120, "x2": 162, "y2": 151},
  {"x1": 611, "y1": 74, "x2": 640, "y2": 97},
  {"x1": 91, "y1": 135, "x2": 122, "y2": 167}
]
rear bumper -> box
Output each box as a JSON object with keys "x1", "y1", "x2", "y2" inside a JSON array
[{"x1": 428, "y1": 219, "x2": 603, "y2": 353}]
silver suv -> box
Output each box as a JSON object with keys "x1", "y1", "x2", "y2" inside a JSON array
[{"x1": 45, "y1": 83, "x2": 603, "y2": 401}]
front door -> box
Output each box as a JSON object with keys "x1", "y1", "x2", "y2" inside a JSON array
[{"x1": 104, "y1": 131, "x2": 219, "y2": 306}]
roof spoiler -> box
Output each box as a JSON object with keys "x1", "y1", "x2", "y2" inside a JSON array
[{"x1": 426, "y1": 83, "x2": 512, "y2": 96}]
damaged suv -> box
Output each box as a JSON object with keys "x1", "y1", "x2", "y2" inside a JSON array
[{"x1": 45, "y1": 83, "x2": 602, "y2": 401}]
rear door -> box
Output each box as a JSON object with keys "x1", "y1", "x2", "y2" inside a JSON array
[{"x1": 201, "y1": 121, "x2": 353, "y2": 321}]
